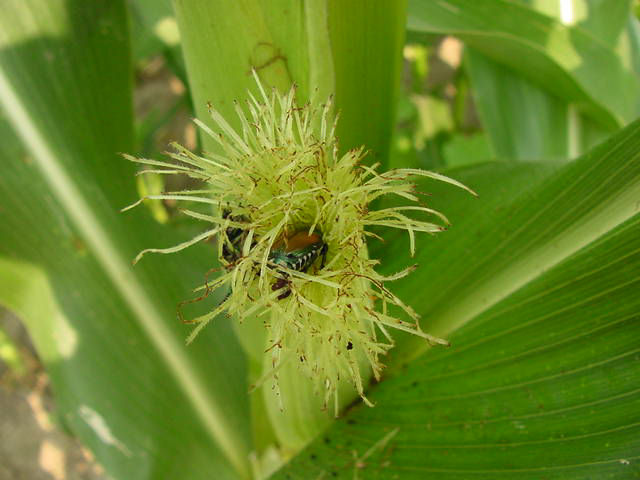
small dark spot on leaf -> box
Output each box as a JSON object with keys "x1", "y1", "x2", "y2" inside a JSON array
[
  {"x1": 311, "y1": 454, "x2": 317, "y2": 460},
  {"x1": 73, "y1": 236, "x2": 88, "y2": 255},
  {"x1": 411, "y1": 381, "x2": 418, "y2": 387},
  {"x1": 347, "y1": 341, "x2": 353, "y2": 350},
  {"x1": 324, "y1": 437, "x2": 331, "y2": 444},
  {"x1": 346, "y1": 419, "x2": 356, "y2": 425}
]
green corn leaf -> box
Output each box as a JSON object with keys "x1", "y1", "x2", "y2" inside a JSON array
[
  {"x1": 463, "y1": 0, "x2": 635, "y2": 162},
  {"x1": 172, "y1": 0, "x2": 405, "y2": 164},
  {"x1": 272, "y1": 101, "x2": 640, "y2": 480},
  {"x1": 523, "y1": 0, "x2": 633, "y2": 48},
  {"x1": 130, "y1": 0, "x2": 177, "y2": 61},
  {"x1": 0, "y1": 2, "x2": 251, "y2": 478},
  {"x1": 326, "y1": 0, "x2": 407, "y2": 165},
  {"x1": 407, "y1": 0, "x2": 640, "y2": 130},
  {"x1": 465, "y1": 50, "x2": 574, "y2": 162},
  {"x1": 172, "y1": 0, "x2": 294, "y2": 155}
]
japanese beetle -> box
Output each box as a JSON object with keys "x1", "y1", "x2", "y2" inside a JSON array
[
  {"x1": 269, "y1": 230, "x2": 328, "y2": 299},
  {"x1": 221, "y1": 208, "x2": 252, "y2": 266}
]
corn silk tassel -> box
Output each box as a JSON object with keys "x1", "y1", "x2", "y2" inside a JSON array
[{"x1": 123, "y1": 73, "x2": 475, "y2": 410}]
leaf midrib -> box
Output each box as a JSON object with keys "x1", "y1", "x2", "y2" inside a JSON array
[
  {"x1": 0, "y1": 68, "x2": 250, "y2": 479},
  {"x1": 407, "y1": 138, "x2": 640, "y2": 363}
]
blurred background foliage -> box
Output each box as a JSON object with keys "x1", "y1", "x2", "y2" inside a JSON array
[{"x1": 125, "y1": 0, "x2": 640, "y2": 190}]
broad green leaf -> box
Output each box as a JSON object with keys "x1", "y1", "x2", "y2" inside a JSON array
[
  {"x1": 466, "y1": 50, "x2": 573, "y2": 162},
  {"x1": 465, "y1": 49, "x2": 610, "y2": 162},
  {"x1": 442, "y1": 131, "x2": 492, "y2": 168},
  {"x1": 0, "y1": 2, "x2": 250, "y2": 478},
  {"x1": 525, "y1": 0, "x2": 632, "y2": 47},
  {"x1": 327, "y1": 0, "x2": 408, "y2": 163},
  {"x1": 627, "y1": 16, "x2": 640, "y2": 75},
  {"x1": 576, "y1": 0, "x2": 632, "y2": 46},
  {"x1": 466, "y1": 0, "x2": 635, "y2": 160},
  {"x1": 273, "y1": 109, "x2": 640, "y2": 480},
  {"x1": 389, "y1": 118, "x2": 640, "y2": 363},
  {"x1": 129, "y1": 0, "x2": 187, "y2": 85},
  {"x1": 173, "y1": 0, "x2": 406, "y2": 164},
  {"x1": 275, "y1": 214, "x2": 640, "y2": 479},
  {"x1": 172, "y1": 0, "x2": 317, "y2": 153},
  {"x1": 407, "y1": 0, "x2": 640, "y2": 129},
  {"x1": 464, "y1": 0, "x2": 635, "y2": 162},
  {"x1": 130, "y1": 0, "x2": 177, "y2": 61}
]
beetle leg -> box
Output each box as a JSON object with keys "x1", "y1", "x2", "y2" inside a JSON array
[
  {"x1": 272, "y1": 276, "x2": 292, "y2": 300},
  {"x1": 320, "y1": 243, "x2": 328, "y2": 269},
  {"x1": 278, "y1": 289, "x2": 292, "y2": 300}
]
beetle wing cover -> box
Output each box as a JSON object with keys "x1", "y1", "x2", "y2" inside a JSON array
[{"x1": 283, "y1": 231, "x2": 321, "y2": 252}]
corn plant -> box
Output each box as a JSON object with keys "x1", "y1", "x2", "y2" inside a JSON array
[{"x1": 1, "y1": 1, "x2": 639, "y2": 479}]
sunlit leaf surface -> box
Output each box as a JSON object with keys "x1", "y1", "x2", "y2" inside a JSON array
[
  {"x1": 273, "y1": 113, "x2": 640, "y2": 480},
  {"x1": 0, "y1": 1, "x2": 250, "y2": 478}
]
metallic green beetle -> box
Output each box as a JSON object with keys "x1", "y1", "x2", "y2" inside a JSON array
[
  {"x1": 269, "y1": 230, "x2": 328, "y2": 299},
  {"x1": 221, "y1": 208, "x2": 252, "y2": 267}
]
